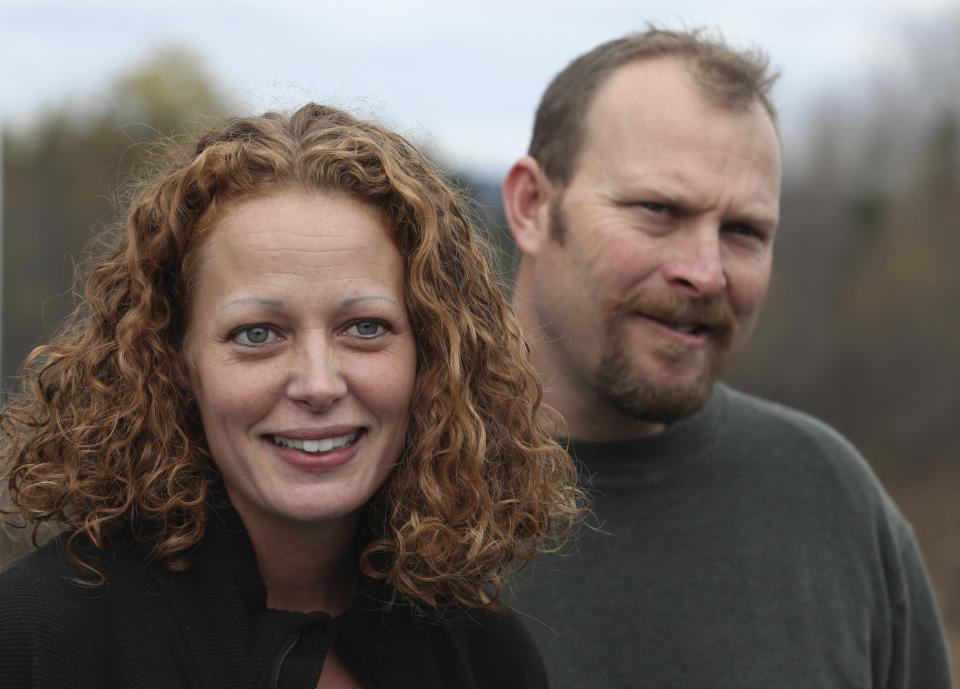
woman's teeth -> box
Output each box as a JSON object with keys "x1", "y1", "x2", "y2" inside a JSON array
[{"x1": 272, "y1": 431, "x2": 359, "y2": 453}]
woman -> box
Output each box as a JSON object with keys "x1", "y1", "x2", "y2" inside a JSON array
[{"x1": 0, "y1": 104, "x2": 580, "y2": 689}]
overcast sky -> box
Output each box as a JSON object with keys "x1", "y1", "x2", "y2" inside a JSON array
[{"x1": 1, "y1": 0, "x2": 956, "y2": 176}]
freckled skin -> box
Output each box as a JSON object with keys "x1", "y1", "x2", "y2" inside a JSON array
[
  {"x1": 511, "y1": 57, "x2": 782, "y2": 439},
  {"x1": 183, "y1": 191, "x2": 416, "y2": 550}
]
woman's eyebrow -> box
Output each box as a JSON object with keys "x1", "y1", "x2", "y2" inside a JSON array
[
  {"x1": 341, "y1": 295, "x2": 397, "y2": 307},
  {"x1": 219, "y1": 297, "x2": 284, "y2": 311}
]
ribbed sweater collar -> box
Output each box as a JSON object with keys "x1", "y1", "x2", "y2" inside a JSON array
[{"x1": 561, "y1": 383, "x2": 732, "y2": 485}]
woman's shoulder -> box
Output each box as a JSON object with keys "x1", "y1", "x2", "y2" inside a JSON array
[
  {"x1": 0, "y1": 539, "x2": 101, "y2": 685},
  {"x1": 0, "y1": 534, "x2": 162, "y2": 639},
  {"x1": 1, "y1": 535, "x2": 185, "y2": 688},
  {"x1": 340, "y1": 589, "x2": 549, "y2": 689},
  {"x1": 454, "y1": 606, "x2": 546, "y2": 664},
  {"x1": 420, "y1": 605, "x2": 551, "y2": 689},
  {"x1": 0, "y1": 538, "x2": 84, "y2": 620},
  {"x1": 445, "y1": 604, "x2": 540, "y2": 642}
]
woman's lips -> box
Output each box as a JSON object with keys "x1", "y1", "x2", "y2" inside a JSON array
[
  {"x1": 271, "y1": 430, "x2": 359, "y2": 453},
  {"x1": 265, "y1": 428, "x2": 366, "y2": 471}
]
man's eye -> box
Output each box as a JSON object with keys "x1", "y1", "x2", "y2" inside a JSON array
[
  {"x1": 347, "y1": 320, "x2": 387, "y2": 339},
  {"x1": 640, "y1": 202, "x2": 670, "y2": 214},
  {"x1": 726, "y1": 223, "x2": 764, "y2": 240},
  {"x1": 231, "y1": 326, "x2": 275, "y2": 346}
]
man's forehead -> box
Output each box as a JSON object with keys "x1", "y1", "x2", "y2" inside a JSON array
[
  {"x1": 572, "y1": 58, "x2": 781, "y2": 185},
  {"x1": 580, "y1": 58, "x2": 691, "y2": 136},
  {"x1": 579, "y1": 56, "x2": 778, "y2": 157}
]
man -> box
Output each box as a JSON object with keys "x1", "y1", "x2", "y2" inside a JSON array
[{"x1": 502, "y1": 28, "x2": 953, "y2": 688}]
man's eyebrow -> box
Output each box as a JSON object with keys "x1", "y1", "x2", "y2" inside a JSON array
[
  {"x1": 612, "y1": 184, "x2": 689, "y2": 207},
  {"x1": 342, "y1": 295, "x2": 398, "y2": 307},
  {"x1": 219, "y1": 297, "x2": 283, "y2": 311},
  {"x1": 620, "y1": 185, "x2": 779, "y2": 229},
  {"x1": 735, "y1": 201, "x2": 782, "y2": 230}
]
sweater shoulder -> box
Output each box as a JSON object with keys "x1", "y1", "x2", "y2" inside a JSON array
[
  {"x1": 717, "y1": 385, "x2": 895, "y2": 506},
  {"x1": 0, "y1": 539, "x2": 111, "y2": 685},
  {"x1": 0, "y1": 534, "x2": 162, "y2": 637},
  {"x1": 1, "y1": 538, "x2": 88, "y2": 620},
  {"x1": 721, "y1": 386, "x2": 865, "y2": 463},
  {"x1": 0, "y1": 536, "x2": 198, "y2": 689},
  {"x1": 446, "y1": 606, "x2": 549, "y2": 688}
]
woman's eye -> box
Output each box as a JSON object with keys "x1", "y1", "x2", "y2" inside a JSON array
[
  {"x1": 231, "y1": 326, "x2": 275, "y2": 346},
  {"x1": 347, "y1": 320, "x2": 387, "y2": 339}
]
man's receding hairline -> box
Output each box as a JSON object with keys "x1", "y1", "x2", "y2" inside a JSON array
[
  {"x1": 528, "y1": 28, "x2": 779, "y2": 189},
  {"x1": 567, "y1": 55, "x2": 777, "y2": 189}
]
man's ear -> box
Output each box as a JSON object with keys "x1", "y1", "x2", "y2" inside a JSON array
[{"x1": 502, "y1": 156, "x2": 554, "y2": 258}]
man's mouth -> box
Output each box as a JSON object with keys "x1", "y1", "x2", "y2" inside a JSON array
[
  {"x1": 642, "y1": 315, "x2": 712, "y2": 336},
  {"x1": 270, "y1": 431, "x2": 361, "y2": 454}
]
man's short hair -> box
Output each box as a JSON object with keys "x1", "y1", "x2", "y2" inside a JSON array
[{"x1": 529, "y1": 27, "x2": 780, "y2": 187}]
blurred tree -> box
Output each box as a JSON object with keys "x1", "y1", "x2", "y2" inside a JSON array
[
  {"x1": 1, "y1": 46, "x2": 230, "y2": 384},
  {"x1": 112, "y1": 47, "x2": 229, "y2": 132}
]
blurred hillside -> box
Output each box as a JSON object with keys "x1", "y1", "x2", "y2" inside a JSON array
[{"x1": 2, "y1": 30, "x2": 958, "y2": 670}]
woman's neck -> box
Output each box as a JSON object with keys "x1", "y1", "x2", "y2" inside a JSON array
[{"x1": 231, "y1": 498, "x2": 363, "y2": 615}]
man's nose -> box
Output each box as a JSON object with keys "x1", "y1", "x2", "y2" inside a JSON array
[{"x1": 662, "y1": 222, "x2": 727, "y2": 296}]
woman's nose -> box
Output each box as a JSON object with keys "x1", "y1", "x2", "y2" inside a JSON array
[{"x1": 285, "y1": 341, "x2": 348, "y2": 412}]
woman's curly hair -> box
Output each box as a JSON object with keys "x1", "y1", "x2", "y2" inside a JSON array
[{"x1": 1, "y1": 103, "x2": 582, "y2": 608}]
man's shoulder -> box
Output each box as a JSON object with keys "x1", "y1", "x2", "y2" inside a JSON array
[
  {"x1": 719, "y1": 384, "x2": 862, "y2": 457},
  {"x1": 715, "y1": 385, "x2": 888, "y2": 497}
]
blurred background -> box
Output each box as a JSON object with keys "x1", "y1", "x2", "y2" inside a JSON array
[{"x1": 1, "y1": 0, "x2": 958, "y2": 674}]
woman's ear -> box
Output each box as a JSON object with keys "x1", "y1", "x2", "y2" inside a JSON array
[{"x1": 502, "y1": 156, "x2": 555, "y2": 258}]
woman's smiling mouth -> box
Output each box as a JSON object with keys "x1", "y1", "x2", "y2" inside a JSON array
[{"x1": 270, "y1": 431, "x2": 361, "y2": 454}]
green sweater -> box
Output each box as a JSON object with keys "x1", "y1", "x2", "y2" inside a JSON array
[{"x1": 512, "y1": 385, "x2": 953, "y2": 689}]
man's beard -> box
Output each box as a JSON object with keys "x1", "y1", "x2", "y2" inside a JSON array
[{"x1": 591, "y1": 289, "x2": 737, "y2": 425}]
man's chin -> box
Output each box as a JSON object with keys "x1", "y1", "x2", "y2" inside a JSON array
[{"x1": 593, "y1": 360, "x2": 718, "y2": 426}]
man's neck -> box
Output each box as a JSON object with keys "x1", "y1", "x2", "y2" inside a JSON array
[
  {"x1": 540, "y1": 391, "x2": 666, "y2": 441},
  {"x1": 512, "y1": 280, "x2": 665, "y2": 442}
]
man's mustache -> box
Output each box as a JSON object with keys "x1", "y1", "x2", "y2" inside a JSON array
[{"x1": 607, "y1": 291, "x2": 736, "y2": 334}]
